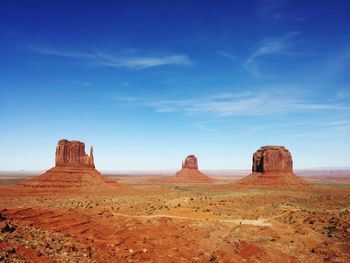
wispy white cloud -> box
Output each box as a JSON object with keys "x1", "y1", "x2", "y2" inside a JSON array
[
  {"x1": 28, "y1": 46, "x2": 192, "y2": 69},
  {"x1": 257, "y1": 0, "x2": 307, "y2": 22},
  {"x1": 217, "y1": 51, "x2": 236, "y2": 61},
  {"x1": 317, "y1": 121, "x2": 350, "y2": 131},
  {"x1": 288, "y1": 120, "x2": 350, "y2": 140},
  {"x1": 257, "y1": 0, "x2": 287, "y2": 18},
  {"x1": 28, "y1": 46, "x2": 95, "y2": 58},
  {"x1": 244, "y1": 32, "x2": 299, "y2": 76},
  {"x1": 99, "y1": 54, "x2": 191, "y2": 68},
  {"x1": 119, "y1": 89, "x2": 350, "y2": 117},
  {"x1": 329, "y1": 47, "x2": 350, "y2": 73}
]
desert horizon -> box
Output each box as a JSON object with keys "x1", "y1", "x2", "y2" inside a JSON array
[{"x1": 1, "y1": 140, "x2": 350, "y2": 262}]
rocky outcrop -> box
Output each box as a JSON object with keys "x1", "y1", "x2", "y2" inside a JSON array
[
  {"x1": 20, "y1": 139, "x2": 117, "y2": 190},
  {"x1": 182, "y1": 155, "x2": 198, "y2": 170},
  {"x1": 237, "y1": 146, "x2": 308, "y2": 187},
  {"x1": 55, "y1": 139, "x2": 94, "y2": 168},
  {"x1": 252, "y1": 146, "x2": 293, "y2": 173},
  {"x1": 175, "y1": 155, "x2": 214, "y2": 182}
]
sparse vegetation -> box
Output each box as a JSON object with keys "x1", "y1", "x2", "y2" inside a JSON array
[
  {"x1": 0, "y1": 213, "x2": 6, "y2": 221},
  {"x1": 210, "y1": 255, "x2": 217, "y2": 261},
  {"x1": 0, "y1": 175, "x2": 349, "y2": 262},
  {"x1": 1, "y1": 223, "x2": 16, "y2": 233}
]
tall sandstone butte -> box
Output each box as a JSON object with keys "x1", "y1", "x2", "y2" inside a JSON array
[
  {"x1": 55, "y1": 139, "x2": 95, "y2": 168},
  {"x1": 182, "y1": 155, "x2": 199, "y2": 170},
  {"x1": 20, "y1": 139, "x2": 117, "y2": 190},
  {"x1": 175, "y1": 155, "x2": 214, "y2": 182},
  {"x1": 237, "y1": 146, "x2": 308, "y2": 187}
]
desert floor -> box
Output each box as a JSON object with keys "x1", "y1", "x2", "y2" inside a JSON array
[{"x1": 0, "y1": 174, "x2": 350, "y2": 263}]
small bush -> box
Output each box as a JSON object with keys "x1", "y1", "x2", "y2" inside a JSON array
[
  {"x1": 0, "y1": 213, "x2": 6, "y2": 221},
  {"x1": 210, "y1": 255, "x2": 217, "y2": 261},
  {"x1": 1, "y1": 223, "x2": 16, "y2": 233},
  {"x1": 325, "y1": 224, "x2": 337, "y2": 237}
]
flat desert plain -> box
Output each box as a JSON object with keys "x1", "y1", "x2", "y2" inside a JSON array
[{"x1": 0, "y1": 172, "x2": 350, "y2": 263}]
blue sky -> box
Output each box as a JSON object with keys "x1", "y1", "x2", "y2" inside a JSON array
[{"x1": 1, "y1": 0, "x2": 350, "y2": 170}]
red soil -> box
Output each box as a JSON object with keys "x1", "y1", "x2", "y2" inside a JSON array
[
  {"x1": 18, "y1": 167, "x2": 118, "y2": 190},
  {"x1": 236, "y1": 172, "x2": 309, "y2": 188}
]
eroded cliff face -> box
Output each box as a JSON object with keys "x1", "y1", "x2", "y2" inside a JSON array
[
  {"x1": 55, "y1": 140, "x2": 94, "y2": 168},
  {"x1": 252, "y1": 146, "x2": 293, "y2": 173},
  {"x1": 182, "y1": 155, "x2": 199, "y2": 170}
]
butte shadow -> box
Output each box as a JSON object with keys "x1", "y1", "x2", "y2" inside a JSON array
[
  {"x1": 236, "y1": 146, "x2": 308, "y2": 188},
  {"x1": 19, "y1": 139, "x2": 118, "y2": 191}
]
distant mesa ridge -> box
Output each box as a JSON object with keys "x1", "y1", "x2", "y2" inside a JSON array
[
  {"x1": 19, "y1": 141, "x2": 309, "y2": 188},
  {"x1": 237, "y1": 145, "x2": 308, "y2": 187}
]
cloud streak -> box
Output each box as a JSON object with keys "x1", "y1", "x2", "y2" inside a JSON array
[
  {"x1": 119, "y1": 89, "x2": 350, "y2": 117},
  {"x1": 244, "y1": 32, "x2": 299, "y2": 76},
  {"x1": 257, "y1": 0, "x2": 287, "y2": 18},
  {"x1": 217, "y1": 51, "x2": 236, "y2": 61},
  {"x1": 28, "y1": 46, "x2": 191, "y2": 69},
  {"x1": 329, "y1": 47, "x2": 350, "y2": 73},
  {"x1": 257, "y1": 0, "x2": 307, "y2": 22},
  {"x1": 100, "y1": 54, "x2": 191, "y2": 68}
]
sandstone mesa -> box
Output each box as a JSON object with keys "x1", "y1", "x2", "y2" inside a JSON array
[
  {"x1": 237, "y1": 146, "x2": 308, "y2": 187},
  {"x1": 252, "y1": 146, "x2": 293, "y2": 173}
]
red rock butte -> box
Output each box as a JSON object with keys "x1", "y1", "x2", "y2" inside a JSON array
[
  {"x1": 174, "y1": 155, "x2": 214, "y2": 182},
  {"x1": 20, "y1": 139, "x2": 117, "y2": 190},
  {"x1": 237, "y1": 146, "x2": 308, "y2": 187},
  {"x1": 55, "y1": 139, "x2": 95, "y2": 168}
]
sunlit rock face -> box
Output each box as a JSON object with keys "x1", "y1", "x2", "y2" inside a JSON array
[
  {"x1": 55, "y1": 139, "x2": 95, "y2": 168},
  {"x1": 252, "y1": 146, "x2": 293, "y2": 173}
]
